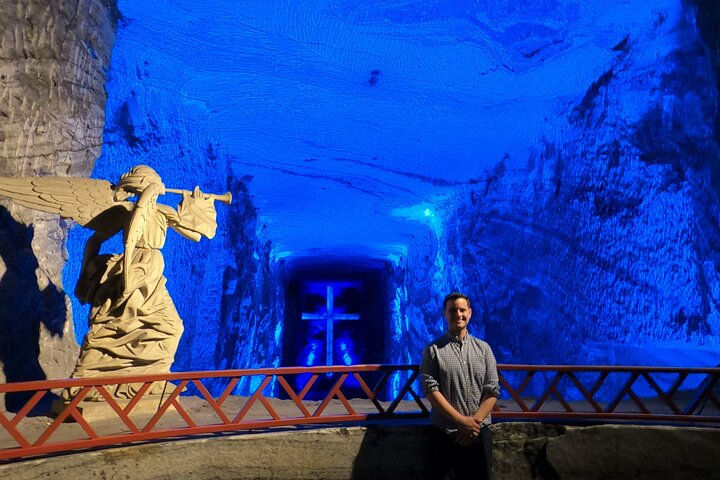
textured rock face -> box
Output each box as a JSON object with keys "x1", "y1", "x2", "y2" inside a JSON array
[
  {"x1": 0, "y1": 0, "x2": 118, "y2": 404},
  {"x1": 77, "y1": 44, "x2": 282, "y2": 381},
  {"x1": 545, "y1": 424, "x2": 720, "y2": 480},
  {"x1": 70, "y1": 0, "x2": 720, "y2": 388},
  {"x1": 2, "y1": 0, "x2": 718, "y2": 406},
  {"x1": 213, "y1": 178, "x2": 284, "y2": 389},
  {"x1": 0, "y1": 423, "x2": 717, "y2": 479},
  {"x1": 422, "y1": 2, "x2": 720, "y2": 369}
]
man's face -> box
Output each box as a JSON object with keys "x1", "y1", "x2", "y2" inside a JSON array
[{"x1": 443, "y1": 297, "x2": 472, "y2": 333}]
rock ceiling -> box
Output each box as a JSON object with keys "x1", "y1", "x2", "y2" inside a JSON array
[{"x1": 110, "y1": 0, "x2": 676, "y2": 264}]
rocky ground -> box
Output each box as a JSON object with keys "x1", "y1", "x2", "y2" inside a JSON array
[{"x1": 1, "y1": 393, "x2": 718, "y2": 479}]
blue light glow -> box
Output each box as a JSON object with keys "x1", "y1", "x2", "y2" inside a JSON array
[
  {"x1": 53, "y1": 0, "x2": 720, "y2": 404},
  {"x1": 336, "y1": 334, "x2": 357, "y2": 366},
  {"x1": 391, "y1": 202, "x2": 444, "y2": 237},
  {"x1": 301, "y1": 341, "x2": 320, "y2": 367}
]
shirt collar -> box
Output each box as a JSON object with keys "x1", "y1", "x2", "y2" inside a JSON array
[{"x1": 444, "y1": 330, "x2": 468, "y2": 343}]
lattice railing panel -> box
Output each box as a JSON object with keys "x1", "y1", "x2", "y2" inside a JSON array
[
  {"x1": 494, "y1": 365, "x2": 720, "y2": 423},
  {"x1": 0, "y1": 364, "x2": 717, "y2": 461}
]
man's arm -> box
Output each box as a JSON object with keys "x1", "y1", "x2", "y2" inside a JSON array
[
  {"x1": 455, "y1": 344, "x2": 500, "y2": 446},
  {"x1": 420, "y1": 345, "x2": 482, "y2": 437},
  {"x1": 449, "y1": 395, "x2": 497, "y2": 447},
  {"x1": 474, "y1": 342, "x2": 500, "y2": 424},
  {"x1": 473, "y1": 395, "x2": 497, "y2": 423},
  {"x1": 426, "y1": 390, "x2": 482, "y2": 434}
]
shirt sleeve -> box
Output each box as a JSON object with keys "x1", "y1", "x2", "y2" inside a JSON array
[
  {"x1": 420, "y1": 344, "x2": 440, "y2": 396},
  {"x1": 483, "y1": 344, "x2": 501, "y2": 398}
]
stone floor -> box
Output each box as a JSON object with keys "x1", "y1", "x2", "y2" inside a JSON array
[{"x1": 1, "y1": 394, "x2": 719, "y2": 479}]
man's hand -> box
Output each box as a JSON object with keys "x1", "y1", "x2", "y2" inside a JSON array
[
  {"x1": 454, "y1": 428, "x2": 478, "y2": 446},
  {"x1": 456, "y1": 415, "x2": 481, "y2": 433},
  {"x1": 454, "y1": 416, "x2": 481, "y2": 446},
  {"x1": 426, "y1": 391, "x2": 483, "y2": 446}
]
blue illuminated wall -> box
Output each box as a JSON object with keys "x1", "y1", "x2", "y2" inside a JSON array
[{"x1": 61, "y1": 0, "x2": 720, "y2": 399}]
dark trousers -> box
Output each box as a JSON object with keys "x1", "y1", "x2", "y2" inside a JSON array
[{"x1": 429, "y1": 425, "x2": 493, "y2": 480}]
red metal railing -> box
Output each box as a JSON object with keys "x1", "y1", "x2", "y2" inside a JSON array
[
  {"x1": 0, "y1": 364, "x2": 718, "y2": 461},
  {"x1": 493, "y1": 365, "x2": 720, "y2": 424}
]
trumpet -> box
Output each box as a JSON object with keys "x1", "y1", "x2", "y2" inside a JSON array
[{"x1": 165, "y1": 188, "x2": 233, "y2": 205}]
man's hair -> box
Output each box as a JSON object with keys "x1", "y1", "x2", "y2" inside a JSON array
[{"x1": 443, "y1": 292, "x2": 471, "y2": 311}]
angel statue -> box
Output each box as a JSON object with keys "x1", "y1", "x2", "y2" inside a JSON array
[{"x1": 0, "y1": 165, "x2": 231, "y2": 401}]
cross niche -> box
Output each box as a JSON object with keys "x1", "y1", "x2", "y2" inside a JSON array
[
  {"x1": 301, "y1": 284, "x2": 360, "y2": 375},
  {"x1": 282, "y1": 269, "x2": 387, "y2": 399}
]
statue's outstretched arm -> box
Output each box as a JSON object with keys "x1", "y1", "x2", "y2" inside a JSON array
[
  {"x1": 170, "y1": 222, "x2": 203, "y2": 242},
  {"x1": 164, "y1": 187, "x2": 218, "y2": 242}
]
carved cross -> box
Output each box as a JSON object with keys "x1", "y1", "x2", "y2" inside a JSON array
[{"x1": 302, "y1": 285, "x2": 360, "y2": 369}]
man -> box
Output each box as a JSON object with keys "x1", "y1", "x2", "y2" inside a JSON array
[{"x1": 420, "y1": 292, "x2": 500, "y2": 480}]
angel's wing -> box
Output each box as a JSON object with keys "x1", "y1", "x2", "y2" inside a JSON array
[
  {"x1": 0, "y1": 176, "x2": 132, "y2": 227},
  {"x1": 123, "y1": 183, "x2": 163, "y2": 292}
]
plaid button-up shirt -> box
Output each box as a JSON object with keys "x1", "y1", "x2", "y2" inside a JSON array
[{"x1": 420, "y1": 331, "x2": 500, "y2": 433}]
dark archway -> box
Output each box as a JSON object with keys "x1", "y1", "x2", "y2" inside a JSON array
[{"x1": 282, "y1": 259, "x2": 388, "y2": 399}]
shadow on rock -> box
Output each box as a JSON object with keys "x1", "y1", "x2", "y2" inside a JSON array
[{"x1": 0, "y1": 206, "x2": 65, "y2": 413}]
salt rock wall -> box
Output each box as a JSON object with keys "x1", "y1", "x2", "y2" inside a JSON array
[
  {"x1": 446, "y1": 1, "x2": 720, "y2": 367},
  {"x1": 387, "y1": 218, "x2": 470, "y2": 371},
  {"x1": 0, "y1": 0, "x2": 118, "y2": 405},
  {"x1": 212, "y1": 178, "x2": 284, "y2": 394}
]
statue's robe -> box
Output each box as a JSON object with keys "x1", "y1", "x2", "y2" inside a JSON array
[{"x1": 65, "y1": 194, "x2": 217, "y2": 400}]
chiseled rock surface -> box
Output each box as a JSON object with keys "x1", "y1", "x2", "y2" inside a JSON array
[
  {"x1": 439, "y1": 1, "x2": 720, "y2": 369},
  {"x1": 546, "y1": 424, "x2": 720, "y2": 480},
  {"x1": 0, "y1": 0, "x2": 118, "y2": 395},
  {"x1": 77, "y1": 0, "x2": 719, "y2": 378},
  {"x1": 0, "y1": 0, "x2": 718, "y2": 422},
  {"x1": 0, "y1": 423, "x2": 717, "y2": 479}
]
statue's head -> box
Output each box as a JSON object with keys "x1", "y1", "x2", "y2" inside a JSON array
[{"x1": 115, "y1": 165, "x2": 165, "y2": 199}]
